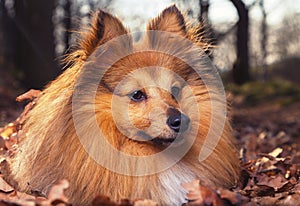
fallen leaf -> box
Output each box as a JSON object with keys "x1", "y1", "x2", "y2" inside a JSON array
[
  {"x1": 268, "y1": 148, "x2": 283, "y2": 158},
  {"x1": 16, "y1": 89, "x2": 41, "y2": 102},
  {"x1": 218, "y1": 188, "x2": 248, "y2": 204},
  {"x1": 0, "y1": 177, "x2": 14, "y2": 193},
  {"x1": 256, "y1": 174, "x2": 288, "y2": 190},
  {"x1": 0, "y1": 123, "x2": 16, "y2": 140},
  {"x1": 48, "y1": 179, "x2": 70, "y2": 204},
  {"x1": 182, "y1": 180, "x2": 225, "y2": 206}
]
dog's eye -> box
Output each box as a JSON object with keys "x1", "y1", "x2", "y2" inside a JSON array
[
  {"x1": 130, "y1": 90, "x2": 147, "y2": 102},
  {"x1": 171, "y1": 86, "x2": 181, "y2": 99}
]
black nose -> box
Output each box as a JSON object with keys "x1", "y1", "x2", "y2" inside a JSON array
[{"x1": 167, "y1": 108, "x2": 190, "y2": 133}]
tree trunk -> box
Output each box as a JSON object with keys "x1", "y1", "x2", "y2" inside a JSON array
[
  {"x1": 260, "y1": 0, "x2": 268, "y2": 80},
  {"x1": 230, "y1": 0, "x2": 250, "y2": 85},
  {"x1": 14, "y1": 0, "x2": 59, "y2": 89},
  {"x1": 64, "y1": 0, "x2": 71, "y2": 53},
  {"x1": 0, "y1": 0, "x2": 18, "y2": 72},
  {"x1": 199, "y1": 0, "x2": 209, "y2": 23}
]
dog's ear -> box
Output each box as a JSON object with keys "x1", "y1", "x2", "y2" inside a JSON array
[
  {"x1": 79, "y1": 9, "x2": 128, "y2": 58},
  {"x1": 147, "y1": 5, "x2": 186, "y2": 36}
]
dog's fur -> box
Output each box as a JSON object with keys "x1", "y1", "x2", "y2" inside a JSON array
[{"x1": 8, "y1": 5, "x2": 240, "y2": 205}]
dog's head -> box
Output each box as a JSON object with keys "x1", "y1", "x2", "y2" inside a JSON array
[{"x1": 74, "y1": 5, "x2": 211, "y2": 149}]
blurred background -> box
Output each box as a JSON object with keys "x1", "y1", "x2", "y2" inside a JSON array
[{"x1": 0, "y1": 0, "x2": 300, "y2": 132}]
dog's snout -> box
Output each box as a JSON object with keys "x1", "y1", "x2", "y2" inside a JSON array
[
  {"x1": 167, "y1": 114, "x2": 181, "y2": 132},
  {"x1": 167, "y1": 108, "x2": 190, "y2": 133}
]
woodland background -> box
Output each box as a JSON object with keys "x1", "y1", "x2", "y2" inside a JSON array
[{"x1": 0, "y1": 0, "x2": 299, "y2": 205}]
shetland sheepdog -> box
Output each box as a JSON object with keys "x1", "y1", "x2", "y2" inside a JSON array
[{"x1": 9, "y1": 5, "x2": 239, "y2": 205}]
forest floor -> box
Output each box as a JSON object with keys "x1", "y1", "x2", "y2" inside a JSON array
[{"x1": 0, "y1": 80, "x2": 299, "y2": 205}]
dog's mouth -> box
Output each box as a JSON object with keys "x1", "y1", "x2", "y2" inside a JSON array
[
  {"x1": 137, "y1": 131, "x2": 183, "y2": 147},
  {"x1": 150, "y1": 137, "x2": 176, "y2": 147}
]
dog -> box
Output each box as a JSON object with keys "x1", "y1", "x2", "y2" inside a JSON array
[{"x1": 8, "y1": 5, "x2": 240, "y2": 205}]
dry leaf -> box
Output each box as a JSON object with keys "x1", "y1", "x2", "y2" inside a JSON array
[
  {"x1": 48, "y1": 179, "x2": 70, "y2": 204},
  {"x1": 16, "y1": 89, "x2": 41, "y2": 102},
  {"x1": 0, "y1": 177, "x2": 14, "y2": 193},
  {"x1": 182, "y1": 180, "x2": 225, "y2": 206}
]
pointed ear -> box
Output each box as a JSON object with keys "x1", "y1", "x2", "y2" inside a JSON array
[
  {"x1": 79, "y1": 9, "x2": 129, "y2": 58},
  {"x1": 147, "y1": 5, "x2": 186, "y2": 36}
]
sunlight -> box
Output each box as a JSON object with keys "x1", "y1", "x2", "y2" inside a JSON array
[{"x1": 108, "y1": 0, "x2": 172, "y2": 31}]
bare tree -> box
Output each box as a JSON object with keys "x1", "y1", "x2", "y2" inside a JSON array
[
  {"x1": 63, "y1": 0, "x2": 71, "y2": 53},
  {"x1": 189, "y1": 0, "x2": 252, "y2": 84},
  {"x1": 0, "y1": 0, "x2": 18, "y2": 72},
  {"x1": 230, "y1": 0, "x2": 250, "y2": 85},
  {"x1": 259, "y1": 0, "x2": 267, "y2": 80},
  {"x1": 274, "y1": 13, "x2": 300, "y2": 60},
  {"x1": 199, "y1": 0, "x2": 209, "y2": 23},
  {"x1": 14, "y1": 0, "x2": 59, "y2": 88}
]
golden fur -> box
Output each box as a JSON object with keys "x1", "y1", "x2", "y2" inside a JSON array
[{"x1": 8, "y1": 5, "x2": 240, "y2": 205}]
